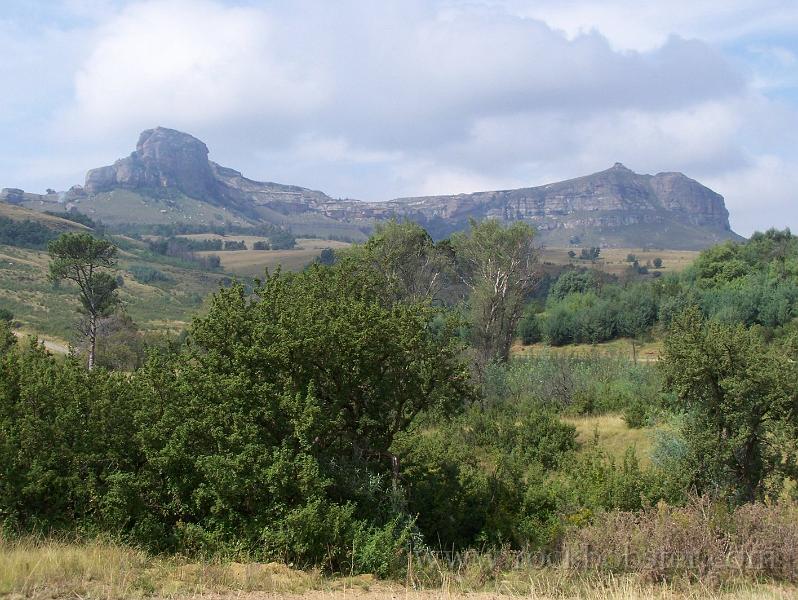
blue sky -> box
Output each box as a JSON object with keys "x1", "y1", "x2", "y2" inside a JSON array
[{"x1": 1, "y1": 0, "x2": 797, "y2": 235}]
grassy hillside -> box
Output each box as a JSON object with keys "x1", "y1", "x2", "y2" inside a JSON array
[
  {"x1": 0, "y1": 232, "x2": 345, "y2": 343},
  {"x1": 0, "y1": 202, "x2": 90, "y2": 231},
  {"x1": 537, "y1": 219, "x2": 742, "y2": 250},
  {"x1": 0, "y1": 243, "x2": 225, "y2": 343}
]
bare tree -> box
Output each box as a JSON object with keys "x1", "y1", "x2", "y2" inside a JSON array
[{"x1": 452, "y1": 219, "x2": 540, "y2": 370}]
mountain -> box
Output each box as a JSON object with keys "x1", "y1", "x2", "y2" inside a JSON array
[
  {"x1": 383, "y1": 163, "x2": 740, "y2": 248},
  {"x1": 5, "y1": 127, "x2": 741, "y2": 249}
]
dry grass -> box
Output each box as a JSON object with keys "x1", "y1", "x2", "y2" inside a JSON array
[
  {"x1": 562, "y1": 413, "x2": 658, "y2": 465},
  {"x1": 2, "y1": 536, "x2": 795, "y2": 599},
  {"x1": 541, "y1": 247, "x2": 699, "y2": 276},
  {"x1": 512, "y1": 338, "x2": 663, "y2": 362},
  {"x1": 0, "y1": 536, "x2": 323, "y2": 599},
  {"x1": 193, "y1": 238, "x2": 352, "y2": 276},
  {"x1": 566, "y1": 497, "x2": 798, "y2": 587}
]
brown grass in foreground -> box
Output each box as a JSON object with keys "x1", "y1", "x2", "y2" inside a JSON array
[{"x1": 2, "y1": 536, "x2": 797, "y2": 600}]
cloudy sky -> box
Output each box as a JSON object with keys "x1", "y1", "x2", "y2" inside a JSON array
[{"x1": 1, "y1": 0, "x2": 797, "y2": 235}]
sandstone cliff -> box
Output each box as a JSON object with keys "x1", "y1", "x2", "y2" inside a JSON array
[{"x1": 14, "y1": 127, "x2": 740, "y2": 248}]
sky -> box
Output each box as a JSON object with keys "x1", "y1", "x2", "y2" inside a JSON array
[{"x1": 1, "y1": 0, "x2": 797, "y2": 235}]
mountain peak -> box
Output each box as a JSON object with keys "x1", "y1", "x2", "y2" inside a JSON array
[
  {"x1": 85, "y1": 126, "x2": 217, "y2": 199},
  {"x1": 136, "y1": 127, "x2": 209, "y2": 156},
  {"x1": 609, "y1": 162, "x2": 632, "y2": 172}
]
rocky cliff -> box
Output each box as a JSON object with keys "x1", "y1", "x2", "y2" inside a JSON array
[
  {"x1": 384, "y1": 163, "x2": 733, "y2": 241},
  {"x1": 14, "y1": 127, "x2": 739, "y2": 248}
]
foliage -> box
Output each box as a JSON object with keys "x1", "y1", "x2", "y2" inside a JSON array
[
  {"x1": 451, "y1": 219, "x2": 539, "y2": 367},
  {"x1": 0, "y1": 216, "x2": 59, "y2": 249},
  {"x1": 45, "y1": 210, "x2": 98, "y2": 229},
  {"x1": 579, "y1": 247, "x2": 600, "y2": 260},
  {"x1": 48, "y1": 233, "x2": 120, "y2": 369},
  {"x1": 661, "y1": 306, "x2": 798, "y2": 501},
  {"x1": 343, "y1": 220, "x2": 454, "y2": 303},
  {"x1": 128, "y1": 264, "x2": 173, "y2": 284}
]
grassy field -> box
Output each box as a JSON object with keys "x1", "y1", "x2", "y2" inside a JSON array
[
  {"x1": 513, "y1": 338, "x2": 664, "y2": 362},
  {"x1": 0, "y1": 202, "x2": 90, "y2": 231},
  {"x1": 541, "y1": 247, "x2": 699, "y2": 276},
  {"x1": 183, "y1": 235, "x2": 352, "y2": 277},
  {"x1": 0, "y1": 234, "x2": 349, "y2": 342},
  {"x1": 1, "y1": 536, "x2": 795, "y2": 599},
  {"x1": 0, "y1": 242, "x2": 226, "y2": 342}
]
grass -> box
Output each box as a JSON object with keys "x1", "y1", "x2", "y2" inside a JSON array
[
  {"x1": 540, "y1": 246, "x2": 699, "y2": 276},
  {"x1": 0, "y1": 203, "x2": 89, "y2": 231},
  {"x1": 1, "y1": 536, "x2": 795, "y2": 599},
  {"x1": 0, "y1": 242, "x2": 225, "y2": 341},
  {"x1": 513, "y1": 338, "x2": 663, "y2": 362},
  {"x1": 0, "y1": 235, "x2": 348, "y2": 341},
  {"x1": 187, "y1": 236, "x2": 352, "y2": 276},
  {"x1": 563, "y1": 412, "x2": 658, "y2": 466}
]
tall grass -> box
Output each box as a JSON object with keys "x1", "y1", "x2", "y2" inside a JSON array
[
  {"x1": 1, "y1": 534, "x2": 795, "y2": 599},
  {"x1": 0, "y1": 534, "x2": 320, "y2": 598},
  {"x1": 565, "y1": 496, "x2": 798, "y2": 586}
]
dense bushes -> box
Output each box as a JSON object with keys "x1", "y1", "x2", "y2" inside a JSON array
[
  {"x1": 0, "y1": 217, "x2": 58, "y2": 249},
  {"x1": 4, "y1": 223, "x2": 798, "y2": 584},
  {"x1": 0, "y1": 262, "x2": 472, "y2": 570},
  {"x1": 521, "y1": 230, "x2": 798, "y2": 348},
  {"x1": 128, "y1": 265, "x2": 172, "y2": 284}
]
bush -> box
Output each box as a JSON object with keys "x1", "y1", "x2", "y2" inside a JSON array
[
  {"x1": 517, "y1": 309, "x2": 542, "y2": 345},
  {"x1": 128, "y1": 265, "x2": 172, "y2": 284},
  {"x1": 564, "y1": 496, "x2": 798, "y2": 584}
]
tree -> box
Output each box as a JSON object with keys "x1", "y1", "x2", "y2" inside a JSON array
[
  {"x1": 126, "y1": 262, "x2": 474, "y2": 561},
  {"x1": 347, "y1": 220, "x2": 454, "y2": 303},
  {"x1": 48, "y1": 233, "x2": 119, "y2": 370},
  {"x1": 580, "y1": 247, "x2": 600, "y2": 261},
  {"x1": 0, "y1": 319, "x2": 15, "y2": 354},
  {"x1": 653, "y1": 257, "x2": 663, "y2": 268},
  {"x1": 661, "y1": 307, "x2": 798, "y2": 501},
  {"x1": 451, "y1": 219, "x2": 539, "y2": 368}
]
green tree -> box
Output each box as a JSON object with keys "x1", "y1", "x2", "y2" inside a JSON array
[
  {"x1": 452, "y1": 220, "x2": 539, "y2": 369},
  {"x1": 661, "y1": 307, "x2": 798, "y2": 501},
  {"x1": 48, "y1": 233, "x2": 119, "y2": 370},
  {"x1": 124, "y1": 262, "x2": 474, "y2": 561},
  {"x1": 0, "y1": 319, "x2": 15, "y2": 354},
  {"x1": 347, "y1": 220, "x2": 453, "y2": 303}
]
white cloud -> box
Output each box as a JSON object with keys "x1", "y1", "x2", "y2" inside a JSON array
[
  {"x1": 0, "y1": 0, "x2": 796, "y2": 235},
  {"x1": 63, "y1": 0, "x2": 328, "y2": 138}
]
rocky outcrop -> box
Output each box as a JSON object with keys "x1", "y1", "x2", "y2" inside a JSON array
[
  {"x1": 383, "y1": 162, "x2": 733, "y2": 238},
  {"x1": 84, "y1": 127, "x2": 333, "y2": 216},
  {"x1": 69, "y1": 127, "x2": 737, "y2": 248},
  {"x1": 85, "y1": 127, "x2": 220, "y2": 200},
  {"x1": 0, "y1": 188, "x2": 26, "y2": 204}
]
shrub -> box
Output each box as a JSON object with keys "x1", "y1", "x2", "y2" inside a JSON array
[
  {"x1": 564, "y1": 496, "x2": 798, "y2": 585},
  {"x1": 128, "y1": 265, "x2": 172, "y2": 284}
]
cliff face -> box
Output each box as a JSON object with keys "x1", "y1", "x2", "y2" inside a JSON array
[
  {"x1": 67, "y1": 127, "x2": 738, "y2": 248},
  {"x1": 85, "y1": 128, "x2": 220, "y2": 201},
  {"x1": 386, "y1": 163, "x2": 732, "y2": 234}
]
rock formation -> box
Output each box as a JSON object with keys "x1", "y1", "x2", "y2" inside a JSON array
[{"x1": 12, "y1": 127, "x2": 739, "y2": 248}]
